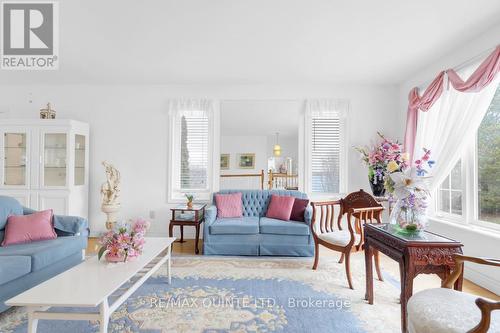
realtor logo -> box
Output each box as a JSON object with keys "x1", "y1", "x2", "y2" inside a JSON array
[{"x1": 1, "y1": 1, "x2": 59, "y2": 70}]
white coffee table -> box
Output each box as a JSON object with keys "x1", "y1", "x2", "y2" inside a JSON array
[{"x1": 6, "y1": 237, "x2": 175, "y2": 333}]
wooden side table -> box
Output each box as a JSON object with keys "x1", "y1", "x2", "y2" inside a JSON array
[
  {"x1": 364, "y1": 223, "x2": 463, "y2": 333},
  {"x1": 169, "y1": 204, "x2": 206, "y2": 254}
]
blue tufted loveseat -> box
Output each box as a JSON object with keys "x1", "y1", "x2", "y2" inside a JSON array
[{"x1": 203, "y1": 190, "x2": 313, "y2": 256}]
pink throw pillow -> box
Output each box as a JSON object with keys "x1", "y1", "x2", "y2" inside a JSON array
[
  {"x1": 266, "y1": 195, "x2": 295, "y2": 221},
  {"x1": 1, "y1": 209, "x2": 57, "y2": 246},
  {"x1": 215, "y1": 193, "x2": 243, "y2": 218}
]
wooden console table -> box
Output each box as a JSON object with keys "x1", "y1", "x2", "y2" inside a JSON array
[
  {"x1": 364, "y1": 223, "x2": 463, "y2": 333},
  {"x1": 169, "y1": 204, "x2": 206, "y2": 254}
]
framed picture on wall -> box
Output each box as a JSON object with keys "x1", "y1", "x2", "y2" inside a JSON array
[
  {"x1": 220, "y1": 154, "x2": 230, "y2": 169},
  {"x1": 238, "y1": 153, "x2": 255, "y2": 169}
]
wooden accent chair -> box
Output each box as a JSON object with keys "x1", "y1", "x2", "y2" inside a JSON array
[
  {"x1": 407, "y1": 254, "x2": 500, "y2": 333},
  {"x1": 310, "y1": 189, "x2": 385, "y2": 289}
]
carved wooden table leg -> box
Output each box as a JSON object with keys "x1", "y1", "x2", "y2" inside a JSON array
[
  {"x1": 398, "y1": 259, "x2": 408, "y2": 333},
  {"x1": 400, "y1": 256, "x2": 415, "y2": 333},
  {"x1": 364, "y1": 239, "x2": 374, "y2": 303},
  {"x1": 168, "y1": 222, "x2": 174, "y2": 238},
  {"x1": 194, "y1": 223, "x2": 200, "y2": 254}
]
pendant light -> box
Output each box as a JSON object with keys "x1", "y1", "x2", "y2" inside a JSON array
[{"x1": 273, "y1": 132, "x2": 282, "y2": 157}]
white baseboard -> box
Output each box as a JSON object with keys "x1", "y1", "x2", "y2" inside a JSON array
[{"x1": 465, "y1": 265, "x2": 500, "y2": 296}]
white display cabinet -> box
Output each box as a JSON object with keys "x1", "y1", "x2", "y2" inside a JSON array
[{"x1": 0, "y1": 119, "x2": 89, "y2": 218}]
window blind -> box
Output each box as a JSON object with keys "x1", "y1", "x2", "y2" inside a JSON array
[
  {"x1": 179, "y1": 110, "x2": 209, "y2": 190},
  {"x1": 311, "y1": 112, "x2": 341, "y2": 193}
]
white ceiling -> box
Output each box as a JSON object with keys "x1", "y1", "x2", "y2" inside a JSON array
[
  {"x1": 2, "y1": 0, "x2": 500, "y2": 85},
  {"x1": 221, "y1": 100, "x2": 300, "y2": 136}
]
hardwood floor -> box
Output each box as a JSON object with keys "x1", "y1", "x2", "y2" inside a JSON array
[{"x1": 87, "y1": 237, "x2": 499, "y2": 300}]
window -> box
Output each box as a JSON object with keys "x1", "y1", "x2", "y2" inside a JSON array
[
  {"x1": 305, "y1": 100, "x2": 348, "y2": 194},
  {"x1": 167, "y1": 102, "x2": 216, "y2": 202},
  {"x1": 311, "y1": 114, "x2": 341, "y2": 192},
  {"x1": 438, "y1": 160, "x2": 462, "y2": 216},
  {"x1": 436, "y1": 84, "x2": 500, "y2": 228},
  {"x1": 179, "y1": 111, "x2": 209, "y2": 190},
  {"x1": 477, "y1": 91, "x2": 500, "y2": 225}
]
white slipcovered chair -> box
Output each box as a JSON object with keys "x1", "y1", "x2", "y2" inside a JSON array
[{"x1": 408, "y1": 254, "x2": 500, "y2": 333}]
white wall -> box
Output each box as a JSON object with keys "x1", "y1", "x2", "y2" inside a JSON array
[
  {"x1": 398, "y1": 23, "x2": 500, "y2": 294},
  {"x1": 0, "y1": 83, "x2": 399, "y2": 239}
]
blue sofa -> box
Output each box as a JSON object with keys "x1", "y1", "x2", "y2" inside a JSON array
[
  {"x1": 203, "y1": 190, "x2": 314, "y2": 256},
  {"x1": 0, "y1": 196, "x2": 88, "y2": 313}
]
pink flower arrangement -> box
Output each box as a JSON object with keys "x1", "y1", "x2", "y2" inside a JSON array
[
  {"x1": 98, "y1": 218, "x2": 150, "y2": 262},
  {"x1": 355, "y1": 132, "x2": 407, "y2": 183}
]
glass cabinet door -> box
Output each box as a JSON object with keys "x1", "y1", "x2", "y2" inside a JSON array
[
  {"x1": 75, "y1": 134, "x2": 86, "y2": 185},
  {"x1": 4, "y1": 133, "x2": 27, "y2": 186},
  {"x1": 44, "y1": 133, "x2": 67, "y2": 187}
]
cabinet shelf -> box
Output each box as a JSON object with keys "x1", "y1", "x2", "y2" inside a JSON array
[
  {"x1": 5, "y1": 166, "x2": 26, "y2": 168},
  {"x1": 5, "y1": 146, "x2": 26, "y2": 149}
]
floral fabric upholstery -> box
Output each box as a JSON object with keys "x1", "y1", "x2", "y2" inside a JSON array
[
  {"x1": 318, "y1": 231, "x2": 361, "y2": 247},
  {"x1": 407, "y1": 288, "x2": 500, "y2": 333}
]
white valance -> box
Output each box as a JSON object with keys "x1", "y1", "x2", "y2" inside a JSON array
[
  {"x1": 305, "y1": 99, "x2": 349, "y2": 118},
  {"x1": 167, "y1": 99, "x2": 215, "y2": 116}
]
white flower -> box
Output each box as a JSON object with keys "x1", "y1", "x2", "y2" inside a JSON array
[{"x1": 389, "y1": 168, "x2": 430, "y2": 199}]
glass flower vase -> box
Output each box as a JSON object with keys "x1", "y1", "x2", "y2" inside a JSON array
[{"x1": 389, "y1": 198, "x2": 428, "y2": 233}]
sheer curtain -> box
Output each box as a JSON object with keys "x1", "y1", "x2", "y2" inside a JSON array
[
  {"x1": 414, "y1": 68, "x2": 500, "y2": 190},
  {"x1": 166, "y1": 99, "x2": 218, "y2": 202},
  {"x1": 304, "y1": 99, "x2": 349, "y2": 194},
  {"x1": 405, "y1": 46, "x2": 499, "y2": 161}
]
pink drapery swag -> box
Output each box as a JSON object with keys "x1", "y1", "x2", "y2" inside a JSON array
[{"x1": 404, "y1": 45, "x2": 500, "y2": 161}]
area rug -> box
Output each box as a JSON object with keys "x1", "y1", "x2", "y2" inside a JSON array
[{"x1": 0, "y1": 254, "x2": 402, "y2": 333}]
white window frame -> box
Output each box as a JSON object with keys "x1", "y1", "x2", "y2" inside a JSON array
[
  {"x1": 167, "y1": 106, "x2": 219, "y2": 203},
  {"x1": 435, "y1": 159, "x2": 466, "y2": 223},
  {"x1": 471, "y1": 133, "x2": 500, "y2": 231},
  {"x1": 302, "y1": 101, "x2": 349, "y2": 195}
]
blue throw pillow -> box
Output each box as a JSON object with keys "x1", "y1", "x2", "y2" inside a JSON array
[{"x1": 0, "y1": 196, "x2": 23, "y2": 231}]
